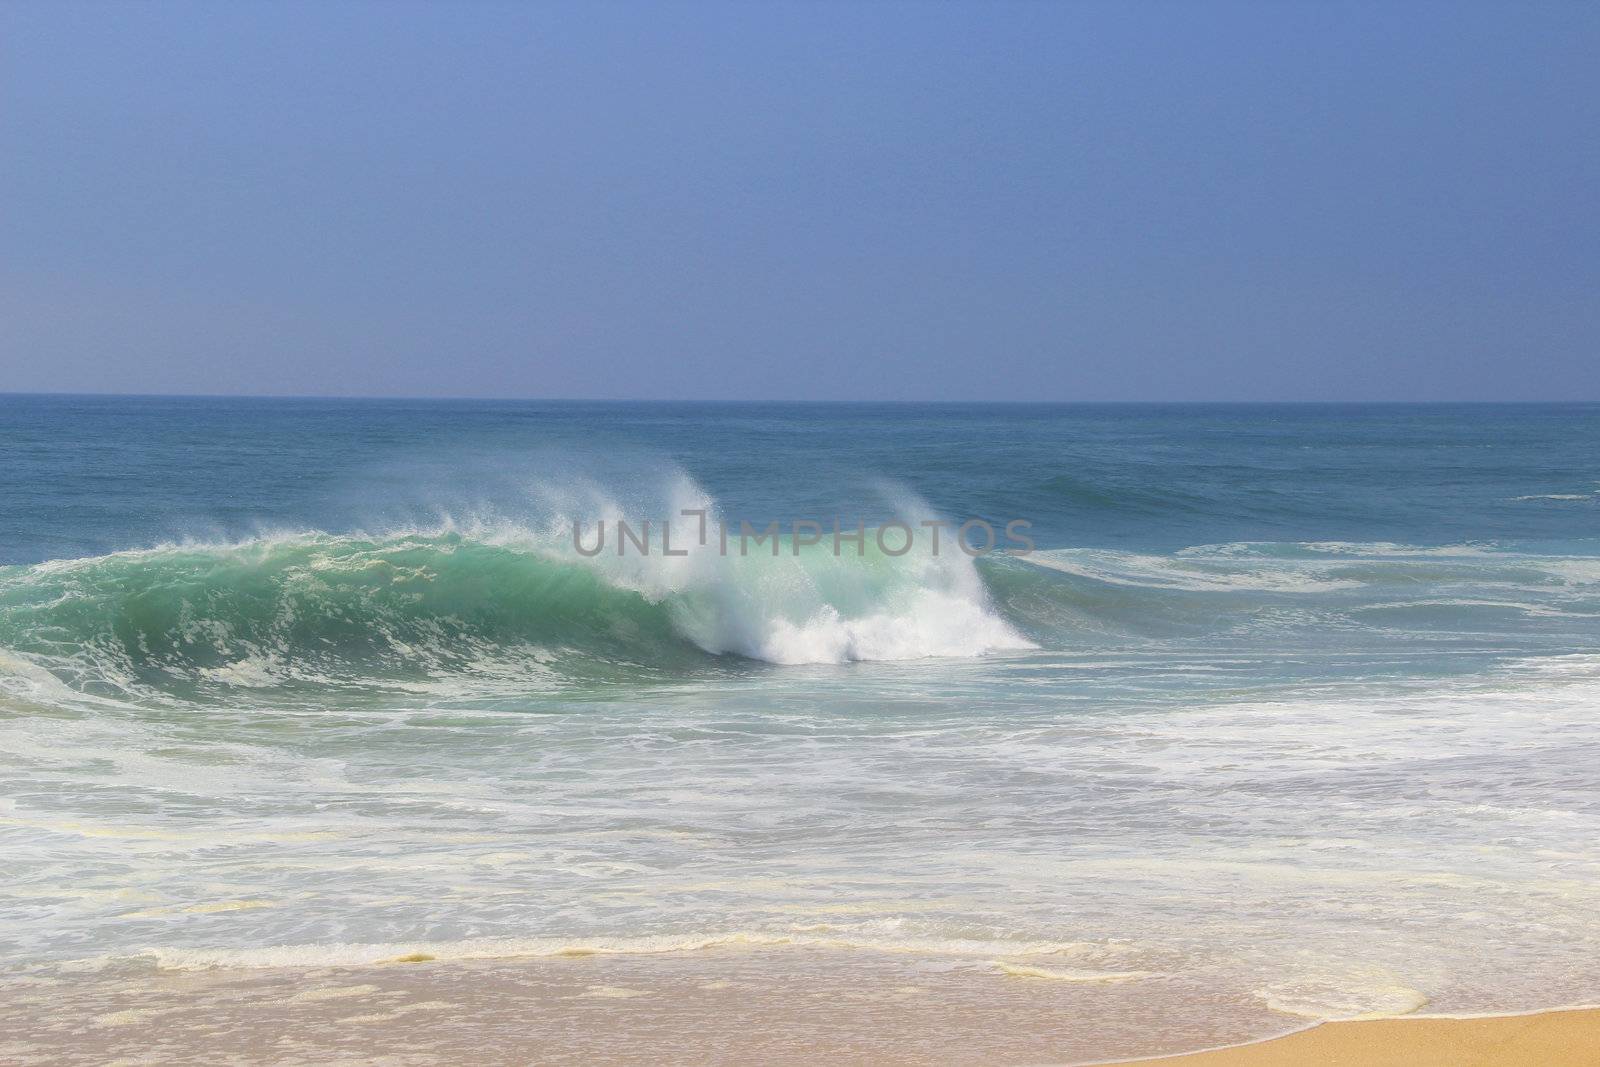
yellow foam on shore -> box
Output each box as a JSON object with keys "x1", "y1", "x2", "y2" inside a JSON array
[
  {"x1": 996, "y1": 961, "x2": 1149, "y2": 983},
  {"x1": 580, "y1": 985, "x2": 652, "y2": 999}
]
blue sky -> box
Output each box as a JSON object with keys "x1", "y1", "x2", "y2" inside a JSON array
[{"x1": 1, "y1": 1, "x2": 1596, "y2": 401}]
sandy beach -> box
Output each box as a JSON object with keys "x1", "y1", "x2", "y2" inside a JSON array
[{"x1": 1106, "y1": 1007, "x2": 1600, "y2": 1066}]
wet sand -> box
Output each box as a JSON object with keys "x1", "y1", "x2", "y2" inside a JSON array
[
  {"x1": 2, "y1": 947, "x2": 1593, "y2": 1065},
  {"x1": 0, "y1": 946, "x2": 1294, "y2": 1065}
]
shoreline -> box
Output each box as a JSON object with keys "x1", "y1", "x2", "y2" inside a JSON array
[
  {"x1": 5, "y1": 946, "x2": 1597, "y2": 1065},
  {"x1": 1096, "y1": 1005, "x2": 1600, "y2": 1066}
]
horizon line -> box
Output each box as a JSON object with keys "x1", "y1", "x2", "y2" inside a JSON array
[{"x1": 4, "y1": 390, "x2": 1598, "y2": 406}]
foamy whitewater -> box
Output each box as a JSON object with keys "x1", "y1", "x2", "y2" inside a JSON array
[{"x1": 3, "y1": 398, "x2": 1599, "y2": 1057}]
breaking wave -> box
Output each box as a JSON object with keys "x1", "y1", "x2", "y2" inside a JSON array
[
  {"x1": 3, "y1": 479, "x2": 1598, "y2": 705},
  {"x1": 0, "y1": 507, "x2": 1031, "y2": 701}
]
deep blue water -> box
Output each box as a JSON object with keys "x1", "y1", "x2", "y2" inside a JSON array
[{"x1": 4, "y1": 396, "x2": 1598, "y2": 564}]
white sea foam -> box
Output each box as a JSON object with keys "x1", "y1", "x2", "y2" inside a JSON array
[
  {"x1": 540, "y1": 477, "x2": 1033, "y2": 665},
  {"x1": 6, "y1": 511, "x2": 1600, "y2": 1031},
  {"x1": 124, "y1": 931, "x2": 1117, "y2": 971},
  {"x1": 1022, "y1": 548, "x2": 1361, "y2": 593},
  {"x1": 1256, "y1": 969, "x2": 1430, "y2": 1020}
]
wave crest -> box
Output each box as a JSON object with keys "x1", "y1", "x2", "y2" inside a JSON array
[{"x1": 0, "y1": 508, "x2": 1031, "y2": 700}]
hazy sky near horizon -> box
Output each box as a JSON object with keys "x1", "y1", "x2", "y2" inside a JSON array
[{"x1": 2, "y1": 1, "x2": 1597, "y2": 402}]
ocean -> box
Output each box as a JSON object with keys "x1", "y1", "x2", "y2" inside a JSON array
[{"x1": 3, "y1": 396, "x2": 1599, "y2": 1061}]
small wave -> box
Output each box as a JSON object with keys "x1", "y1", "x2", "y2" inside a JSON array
[
  {"x1": 1510, "y1": 486, "x2": 1598, "y2": 502},
  {"x1": 1512, "y1": 494, "x2": 1594, "y2": 502},
  {"x1": 995, "y1": 962, "x2": 1150, "y2": 983},
  {"x1": 1022, "y1": 548, "x2": 1361, "y2": 594},
  {"x1": 1191, "y1": 540, "x2": 1501, "y2": 560},
  {"x1": 1257, "y1": 971, "x2": 1429, "y2": 1020},
  {"x1": 1018, "y1": 542, "x2": 1600, "y2": 602},
  {"x1": 121, "y1": 931, "x2": 1120, "y2": 971}
]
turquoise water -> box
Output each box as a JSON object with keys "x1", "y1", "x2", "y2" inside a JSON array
[{"x1": 3, "y1": 397, "x2": 1599, "y2": 1028}]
